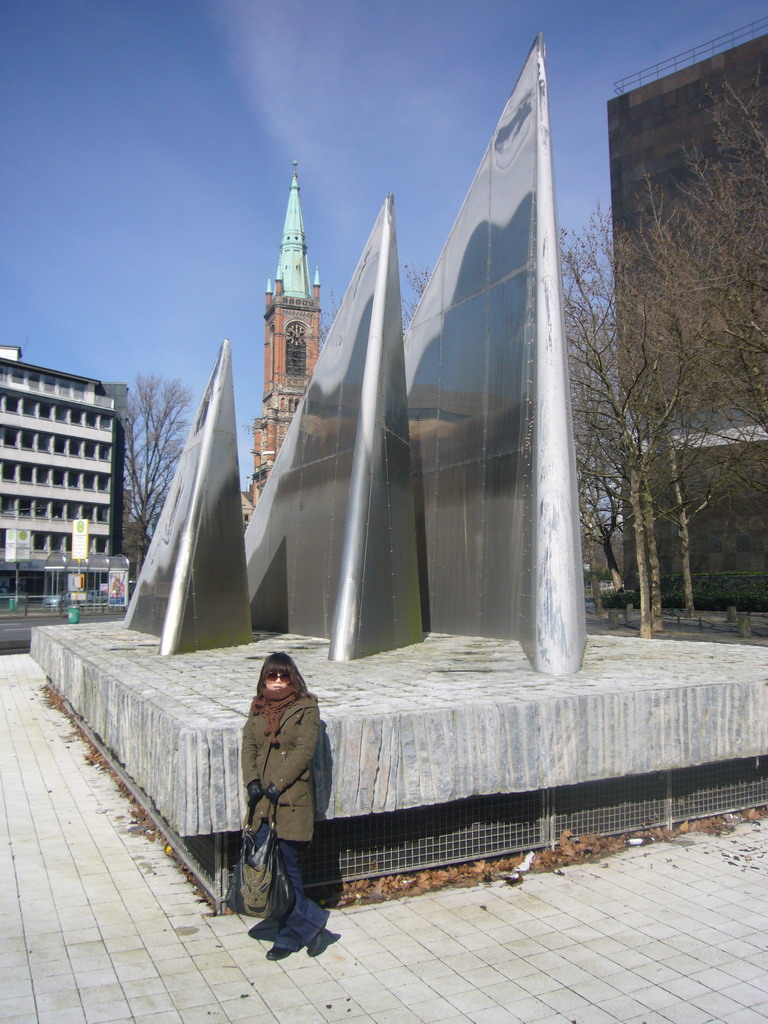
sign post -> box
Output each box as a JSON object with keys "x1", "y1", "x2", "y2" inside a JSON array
[{"x1": 5, "y1": 528, "x2": 31, "y2": 604}]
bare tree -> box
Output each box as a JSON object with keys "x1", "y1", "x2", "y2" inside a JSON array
[
  {"x1": 670, "y1": 83, "x2": 768, "y2": 484},
  {"x1": 318, "y1": 289, "x2": 340, "y2": 351},
  {"x1": 564, "y1": 208, "x2": 722, "y2": 635},
  {"x1": 402, "y1": 263, "x2": 431, "y2": 332},
  {"x1": 124, "y1": 375, "x2": 192, "y2": 572}
]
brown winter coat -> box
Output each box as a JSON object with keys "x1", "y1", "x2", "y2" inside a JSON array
[{"x1": 241, "y1": 695, "x2": 320, "y2": 843}]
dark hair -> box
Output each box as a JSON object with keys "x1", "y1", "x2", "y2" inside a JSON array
[{"x1": 256, "y1": 652, "x2": 312, "y2": 699}]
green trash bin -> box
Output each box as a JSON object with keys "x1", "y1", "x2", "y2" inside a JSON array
[
  {"x1": 8, "y1": 598, "x2": 16, "y2": 611},
  {"x1": 67, "y1": 606, "x2": 80, "y2": 624}
]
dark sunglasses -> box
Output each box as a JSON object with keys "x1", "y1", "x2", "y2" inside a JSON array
[{"x1": 265, "y1": 670, "x2": 290, "y2": 682}]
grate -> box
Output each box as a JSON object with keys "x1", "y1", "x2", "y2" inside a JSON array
[
  {"x1": 552, "y1": 773, "x2": 669, "y2": 838},
  {"x1": 172, "y1": 755, "x2": 768, "y2": 909},
  {"x1": 183, "y1": 833, "x2": 218, "y2": 888},
  {"x1": 673, "y1": 756, "x2": 768, "y2": 820},
  {"x1": 301, "y1": 791, "x2": 542, "y2": 886}
]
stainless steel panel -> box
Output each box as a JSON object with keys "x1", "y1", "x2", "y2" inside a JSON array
[
  {"x1": 124, "y1": 340, "x2": 251, "y2": 654},
  {"x1": 246, "y1": 197, "x2": 422, "y2": 659},
  {"x1": 404, "y1": 35, "x2": 585, "y2": 673}
]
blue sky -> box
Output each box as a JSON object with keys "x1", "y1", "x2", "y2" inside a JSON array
[{"x1": 2, "y1": 1, "x2": 766, "y2": 486}]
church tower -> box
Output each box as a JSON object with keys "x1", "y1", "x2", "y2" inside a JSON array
[{"x1": 253, "y1": 163, "x2": 320, "y2": 499}]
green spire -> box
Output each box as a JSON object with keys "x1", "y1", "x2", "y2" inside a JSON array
[{"x1": 275, "y1": 161, "x2": 311, "y2": 298}]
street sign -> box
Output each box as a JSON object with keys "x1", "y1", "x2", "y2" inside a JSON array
[
  {"x1": 5, "y1": 528, "x2": 31, "y2": 562},
  {"x1": 71, "y1": 519, "x2": 89, "y2": 560}
]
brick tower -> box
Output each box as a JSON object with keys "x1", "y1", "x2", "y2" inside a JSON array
[{"x1": 252, "y1": 163, "x2": 320, "y2": 499}]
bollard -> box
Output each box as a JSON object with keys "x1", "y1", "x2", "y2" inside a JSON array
[
  {"x1": 738, "y1": 613, "x2": 752, "y2": 639},
  {"x1": 625, "y1": 602, "x2": 633, "y2": 621},
  {"x1": 726, "y1": 605, "x2": 737, "y2": 623},
  {"x1": 608, "y1": 609, "x2": 620, "y2": 629}
]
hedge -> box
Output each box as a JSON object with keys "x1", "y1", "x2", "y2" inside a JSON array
[{"x1": 600, "y1": 573, "x2": 768, "y2": 612}]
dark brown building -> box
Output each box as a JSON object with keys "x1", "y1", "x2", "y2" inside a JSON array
[
  {"x1": 608, "y1": 25, "x2": 768, "y2": 233},
  {"x1": 608, "y1": 23, "x2": 768, "y2": 581}
]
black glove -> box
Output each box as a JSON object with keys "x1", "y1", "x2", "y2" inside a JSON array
[
  {"x1": 246, "y1": 779, "x2": 264, "y2": 802},
  {"x1": 264, "y1": 783, "x2": 281, "y2": 804}
]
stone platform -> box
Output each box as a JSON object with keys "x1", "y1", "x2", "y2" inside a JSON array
[{"x1": 31, "y1": 623, "x2": 768, "y2": 838}]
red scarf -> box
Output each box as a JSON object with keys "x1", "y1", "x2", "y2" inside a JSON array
[{"x1": 250, "y1": 689, "x2": 298, "y2": 746}]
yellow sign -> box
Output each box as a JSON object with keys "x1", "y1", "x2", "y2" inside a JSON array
[{"x1": 71, "y1": 519, "x2": 89, "y2": 560}]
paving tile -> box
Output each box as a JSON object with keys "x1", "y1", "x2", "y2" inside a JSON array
[
  {"x1": 728, "y1": 1008, "x2": 768, "y2": 1024},
  {"x1": 37, "y1": 1010, "x2": 88, "y2": 1024},
  {"x1": 720, "y1": 981, "x2": 768, "y2": 1007},
  {"x1": 9, "y1": 654, "x2": 768, "y2": 1024},
  {"x1": 409, "y1": 996, "x2": 469, "y2": 1022},
  {"x1": 650, "y1": 1001, "x2": 718, "y2": 1024},
  {"x1": 463, "y1": 1006, "x2": 523, "y2": 1023}
]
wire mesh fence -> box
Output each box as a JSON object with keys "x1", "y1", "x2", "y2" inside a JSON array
[{"x1": 177, "y1": 755, "x2": 768, "y2": 910}]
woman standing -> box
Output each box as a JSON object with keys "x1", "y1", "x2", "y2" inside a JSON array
[{"x1": 241, "y1": 651, "x2": 333, "y2": 960}]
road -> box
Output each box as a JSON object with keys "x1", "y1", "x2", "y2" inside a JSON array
[{"x1": 0, "y1": 612, "x2": 126, "y2": 652}]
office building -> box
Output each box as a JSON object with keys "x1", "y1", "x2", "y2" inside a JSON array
[{"x1": 0, "y1": 345, "x2": 126, "y2": 593}]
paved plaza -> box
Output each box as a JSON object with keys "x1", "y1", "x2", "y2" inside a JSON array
[{"x1": 3, "y1": 653, "x2": 768, "y2": 1024}]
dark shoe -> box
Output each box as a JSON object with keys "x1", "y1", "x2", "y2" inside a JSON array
[
  {"x1": 306, "y1": 929, "x2": 337, "y2": 957},
  {"x1": 265, "y1": 945, "x2": 293, "y2": 961}
]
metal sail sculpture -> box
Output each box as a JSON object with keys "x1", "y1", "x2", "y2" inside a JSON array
[
  {"x1": 124, "y1": 339, "x2": 251, "y2": 655},
  {"x1": 404, "y1": 35, "x2": 585, "y2": 674},
  {"x1": 245, "y1": 195, "x2": 422, "y2": 659}
]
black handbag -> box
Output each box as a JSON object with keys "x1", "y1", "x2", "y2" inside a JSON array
[{"x1": 225, "y1": 801, "x2": 294, "y2": 919}]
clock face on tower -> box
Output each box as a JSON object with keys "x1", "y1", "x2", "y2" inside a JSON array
[{"x1": 285, "y1": 321, "x2": 307, "y2": 376}]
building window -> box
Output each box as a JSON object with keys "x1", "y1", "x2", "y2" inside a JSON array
[
  {"x1": 33, "y1": 533, "x2": 47, "y2": 551},
  {"x1": 5, "y1": 396, "x2": 19, "y2": 413},
  {"x1": 54, "y1": 436, "x2": 67, "y2": 455},
  {"x1": 54, "y1": 406, "x2": 68, "y2": 423},
  {"x1": 2, "y1": 463, "x2": 16, "y2": 482},
  {"x1": 52, "y1": 469, "x2": 66, "y2": 487},
  {"x1": 21, "y1": 431, "x2": 35, "y2": 449},
  {"x1": 3, "y1": 428, "x2": 18, "y2": 447},
  {"x1": 285, "y1": 321, "x2": 307, "y2": 376},
  {"x1": 19, "y1": 465, "x2": 33, "y2": 484},
  {"x1": 736, "y1": 534, "x2": 751, "y2": 553}
]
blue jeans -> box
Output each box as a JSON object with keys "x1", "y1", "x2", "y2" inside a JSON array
[{"x1": 254, "y1": 821, "x2": 329, "y2": 951}]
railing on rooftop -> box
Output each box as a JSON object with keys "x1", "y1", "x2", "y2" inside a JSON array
[{"x1": 613, "y1": 17, "x2": 768, "y2": 96}]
